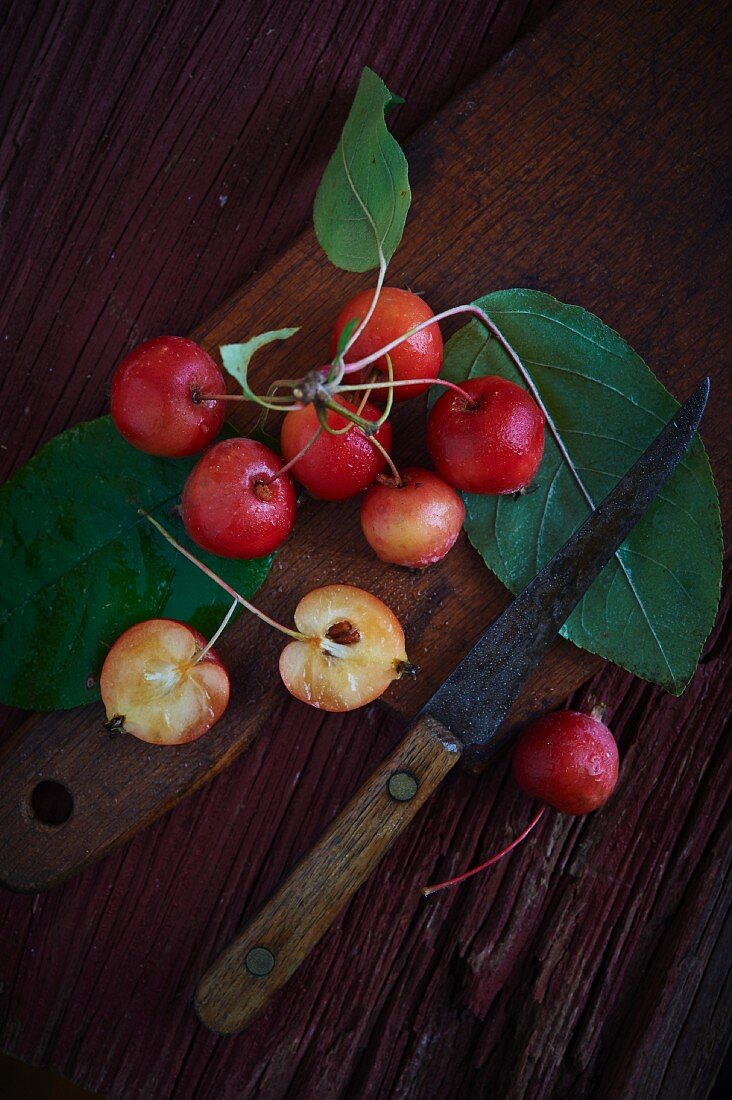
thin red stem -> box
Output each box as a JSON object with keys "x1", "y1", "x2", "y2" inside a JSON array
[
  {"x1": 422, "y1": 807, "x2": 546, "y2": 897},
  {"x1": 263, "y1": 426, "x2": 324, "y2": 482},
  {"x1": 337, "y1": 375, "x2": 476, "y2": 405},
  {"x1": 198, "y1": 392, "x2": 247, "y2": 402},
  {"x1": 198, "y1": 392, "x2": 301, "y2": 412},
  {"x1": 141, "y1": 511, "x2": 307, "y2": 642},
  {"x1": 340, "y1": 305, "x2": 476, "y2": 374},
  {"x1": 369, "y1": 433, "x2": 402, "y2": 486}
]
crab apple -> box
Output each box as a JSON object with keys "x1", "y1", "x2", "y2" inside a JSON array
[
  {"x1": 360, "y1": 467, "x2": 465, "y2": 568},
  {"x1": 512, "y1": 710, "x2": 619, "y2": 815},
  {"x1": 182, "y1": 438, "x2": 296, "y2": 558},
  {"x1": 427, "y1": 375, "x2": 545, "y2": 494},
  {"x1": 110, "y1": 336, "x2": 226, "y2": 456},
  {"x1": 332, "y1": 287, "x2": 443, "y2": 401},
  {"x1": 279, "y1": 584, "x2": 413, "y2": 711},
  {"x1": 100, "y1": 619, "x2": 229, "y2": 745},
  {"x1": 280, "y1": 395, "x2": 392, "y2": 500}
]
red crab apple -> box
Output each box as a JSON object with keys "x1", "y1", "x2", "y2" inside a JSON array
[
  {"x1": 332, "y1": 287, "x2": 443, "y2": 401},
  {"x1": 512, "y1": 709, "x2": 619, "y2": 815},
  {"x1": 280, "y1": 395, "x2": 392, "y2": 500},
  {"x1": 279, "y1": 584, "x2": 414, "y2": 711},
  {"x1": 100, "y1": 619, "x2": 229, "y2": 745},
  {"x1": 110, "y1": 336, "x2": 226, "y2": 457},
  {"x1": 423, "y1": 707, "x2": 619, "y2": 895},
  {"x1": 360, "y1": 467, "x2": 465, "y2": 568},
  {"x1": 182, "y1": 438, "x2": 296, "y2": 558},
  {"x1": 427, "y1": 375, "x2": 545, "y2": 494}
]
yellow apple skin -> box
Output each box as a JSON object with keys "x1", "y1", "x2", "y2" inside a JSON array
[{"x1": 360, "y1": 467, "x2": 465, "y2": 568}]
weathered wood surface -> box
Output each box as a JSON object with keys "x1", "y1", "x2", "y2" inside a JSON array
[
  {"x1": 195, "y1": 714, "x2": 462, "y2": 1034},
  {"x1": 1, "y1": 0, "x2": 730, "y2": 894},
  {"x1": 0, "y1": 0, "x2": 730, "y2": 1097}
]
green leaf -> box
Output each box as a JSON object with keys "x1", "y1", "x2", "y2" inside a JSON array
[
  {"x1": 437, "y1": 289, "x2": 722, "y2": 694},
  {"x1": 314, "y1": 67, "x2": 410, "y2": 272},
  {"x1": 221, "y1": 328, "x2": 299, "y2": 399},
  {"x1": 0, "y1": 417, "x2": 272, "y2": 710},
  {"x1": 335, "y1": 316, "x2": 361, "y2": 357}
]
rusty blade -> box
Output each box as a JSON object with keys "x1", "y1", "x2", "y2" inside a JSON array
[{"x1": 422, "y1": 377, "x2": 710, "y2": 767}]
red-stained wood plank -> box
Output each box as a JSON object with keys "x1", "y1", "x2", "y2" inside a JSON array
[
  {"x1": 0, "y1": 572, "x2": 728, "y2": 1098},
  {"x1": 0, "y1": 0, "x2": 553, "y2": 741},
  {"x1": 2, "y1": 0, "x2": 729, "y2": 893},
  {"x1": 1, "y1": 0, "x2": 730, "y2": 1098},
  {"x1": 0, "y1": 0, "x2": 551, "y2": 487}
]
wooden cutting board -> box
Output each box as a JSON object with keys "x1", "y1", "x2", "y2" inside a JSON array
[{"x1": 1, "y1": 0, "x2": 728, "y2": 892}]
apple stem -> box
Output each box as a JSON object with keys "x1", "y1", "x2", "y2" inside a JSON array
[
  {"x1": 140, "y1": 510, "x2": 308, "y2": 643},
  {"x1": 340, "y1": 248, "x2": 387, "y2": 360},
  {"x1": 354, "y1": 372, "x2": 379, "y2": 415},
  {"x1": 318, "y1": 394, "x2": 382, "y2": 436},
  {"x1": 336, "y1": 376, "x2": 475, "y2": 404},
  {"x1": 195, "y1": 598, "x2": 239, "y2": 663},
  {"x1": 198, "y1": 392, "x2": 301, "y2": 411},
  {"x1": 264, "y1": 427, "x2": 324, "y2": 482},
  {"x1": 369, "y1": 433, "x2": 402, "y2": 486},
  {"x1": 422, "y1": 806, "x2": 546, "y2": 897},
  {"x1": 317, "y1": 354, "x2": 395, "y2": 438},
  {"x1": 340, "y1": 301, "x2": 535, "y2": 396},
  {"x1": 339, "y1": 303, "x2": 478, "y2": 374}
]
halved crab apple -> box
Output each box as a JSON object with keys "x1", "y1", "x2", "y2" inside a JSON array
[
  {"x1": 278, "y1": 584, "x2": 414, "y2": 712},
  {"x1": 100, "y1": 618, "x2": 230, "y2": 745}
]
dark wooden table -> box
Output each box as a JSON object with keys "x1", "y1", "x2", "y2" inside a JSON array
[{"x1": 1, "y1": 1, "x2": 729, "y2": 1097}]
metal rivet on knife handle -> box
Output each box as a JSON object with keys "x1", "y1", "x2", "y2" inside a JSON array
[
  {"x1": 387, "y1": 770, "x2": 419, "y2": 802},
  {"x1": 245, "y1": 947, "x2": 275, "y2": 977},
  {"x1": 195, "y1": 717, "x2": 461, "y2": 1034}
]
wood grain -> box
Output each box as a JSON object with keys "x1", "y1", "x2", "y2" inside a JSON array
[
  {"x1": 1, "y1": 0, "x2": 729, "y2": 893},
  {"x1": 0, "y1": 0, "x2": 730, "y2": 1097},
  {"x1": 195, "y1": 714, "x2": 462, "y2": 1034},
  {"x1": 0, "y1": 0, "x2": 553, "y2": 739},
  {"x1": 0, "y1": 573, "x2": 728, "y2": 1099}
]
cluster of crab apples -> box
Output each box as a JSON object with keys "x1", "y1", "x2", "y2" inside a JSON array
[
  {"x1": 103, "y1": 286, "x2": 547, "y2": 746},
  {"x1": 101, "y1": 285, "x2": 620, "y2": 885}
]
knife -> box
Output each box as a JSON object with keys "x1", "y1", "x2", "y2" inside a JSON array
[{"x1": 195, "y1": 377, "x2": 709, "y2": 1034}]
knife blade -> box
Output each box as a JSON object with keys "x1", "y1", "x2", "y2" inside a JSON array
[{"x1": 195, "y1": 378, "x2": 709, "y2": 1034}]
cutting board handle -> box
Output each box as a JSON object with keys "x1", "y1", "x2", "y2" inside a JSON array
[{"x1": 194, "y1": 714, "x2": 462, "y2": 1034}]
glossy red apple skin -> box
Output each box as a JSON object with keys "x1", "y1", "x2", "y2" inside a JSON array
[
  {"x1": 182, "y1": 438, "x2": 296, "y2": 558},
  {"x1": 360, "y1": 467, "x2": 465, "y2": 568},
  {"x1": 427, "y1": 375, "x2": 545, "y2": 494},
  {"x1": 332, "y1": 287, "x2": 443, "y2": 401},
  {"x1": 280, "y1": 395, "x2": 392, "y2": 501},
  {"x1": 110, "y1": 336, "x2": 226, "y2": 456},
  {"x1": 512, "y1": 710, "x2": 619, "y2": 815}
]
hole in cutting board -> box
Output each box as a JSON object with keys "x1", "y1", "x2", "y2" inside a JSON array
[{"x1": 29, "y1": 780, "x2": 73, "y2": 826}]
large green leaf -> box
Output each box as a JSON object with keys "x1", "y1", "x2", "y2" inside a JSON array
[
  {"x1": 436, "y1": 289, "x2": 722, "y2": 694},
  {"x1": 0, "y1": 417, "x2": 272, "y2": 710},
  {"x1": 313, "y1": 67, "x2": 410, "y2": 272}
]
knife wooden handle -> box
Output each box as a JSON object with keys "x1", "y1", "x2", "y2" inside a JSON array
[{"x1": 194, "y1": 714, "x2": 462, "y2": 1034}]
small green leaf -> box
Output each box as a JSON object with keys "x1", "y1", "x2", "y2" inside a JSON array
[
  {"x1": 437, "y1": 289, "x2": 722, "y2": 694},
  {"x1": 221, "y1": 328, "x2": 299, "y2": 398},
  {"x1": 335, "y1": 316, "x2": 361, "y2": 357},
  {"x1": 314, "y1": 67, "x2": 410, "y2": 272},
  {"x1": 0, "y1": 417, "x2": 272, "y2": 710}
]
